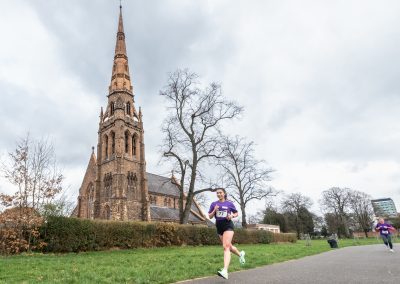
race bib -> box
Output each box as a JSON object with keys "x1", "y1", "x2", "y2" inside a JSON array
[
  {"x1": 216, "y1": 210, "x2": 228, "y2": 218},
  {"x1": 382, "y1": 230, "x2": 389, "y2": 234}
]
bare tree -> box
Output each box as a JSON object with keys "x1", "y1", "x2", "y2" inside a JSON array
[
  {"x1": 0, "y1": 134, "x2": 63, "y2": 253},
  {"x1": 348, "y1": 190, "x2": 374, "y2": 237},
  {"x1": 219, "y1": 135, "x2": 275, "y2": 228},
  {"x1": 160, "y1": 69, "x2": 243, "y2": 224},
  {"x1": 320, "y1": 187, "x2": 351, "y2": 238},
  {"x1": 281, "y1": 192, "x2": 313, "y2": 238},
  {"x1": 1, "y1": 134, "x2": 63, "y2": 211}
]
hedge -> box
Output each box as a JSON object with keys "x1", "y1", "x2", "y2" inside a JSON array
[{"x1": 39, "y1": 216, "x2": 296, "y2": 253}]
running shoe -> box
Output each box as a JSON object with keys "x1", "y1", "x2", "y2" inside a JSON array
[
  {"x1": 390, "y1": 249, "x2": 394, "y2": 252},
  {"x1": 239, "y1": 250, "x2": 246, "y2": 265},
  {"x1": 217, "y1": 268, "x2": 228, "y2": 279}
]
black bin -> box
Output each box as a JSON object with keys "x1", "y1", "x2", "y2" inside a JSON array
[{"x1": 327, "y1": 239, "x2": 338, "y2": 248}]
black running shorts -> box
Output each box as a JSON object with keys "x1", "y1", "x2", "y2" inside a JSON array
[{"x1": 216, "y1": 220, "x2": 234, "y2": 236}]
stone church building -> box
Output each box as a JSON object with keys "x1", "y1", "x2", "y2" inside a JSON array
[{"x1": 72, "y1": 7, "x2": 207, "y2": 224}]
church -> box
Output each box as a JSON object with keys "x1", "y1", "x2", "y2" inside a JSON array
[{"x1": 72, "y1": 7, "x2": 207, "y2": 225}]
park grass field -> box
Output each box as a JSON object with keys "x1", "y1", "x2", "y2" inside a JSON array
[{"x1": 0, "y1": 237, "x2": 395, "y2": 284}]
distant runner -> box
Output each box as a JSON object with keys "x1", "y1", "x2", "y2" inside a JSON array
[
  {"x1": 375, "y1": 218, "x2": 396, "y2": 252},
  {"x1": 208, "y1": 188, "x2": 246, "y2": 279}
]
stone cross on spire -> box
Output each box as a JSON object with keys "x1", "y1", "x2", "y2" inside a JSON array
[{"x1": 109, "y1": 4, "x2": 133, "y2": 94}]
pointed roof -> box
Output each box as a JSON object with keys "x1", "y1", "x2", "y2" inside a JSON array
[
  {"x1": 109, "y1": 5, "x2": 133, "y2": 95},
  {"x1": 78, "y1": 149, "x2": 97, "y2": 194},
  {"x1": 114, "y1": 6, "x2": 126, "y2": 56}
]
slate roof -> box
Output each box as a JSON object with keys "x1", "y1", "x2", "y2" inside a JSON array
[
  {"x1": 147, "y1": 172, "x2": 208, "y2": 222},
  {"x1": 150, "y1": 206, "x2": 203, "y2": 223},
  {"x1": 147, "y1": 172, "x2": 179, "y2": 196}
]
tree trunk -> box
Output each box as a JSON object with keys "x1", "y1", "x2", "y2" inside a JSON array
[
  {"x1": 342, "y1": 216, "x2": 350, "y2": 238},
  {"x1": 181, "y1": 157, "x2": 197, "y2": 224},
  {"x1": 182, "y1": 193, "x2": 193, "y2": 224},
  {"x1": 179, "y1": 188, "x2": 185, "y2": 224},
  {"x1": 241, "y1": 205, "x2": 247, "y2": 228}
]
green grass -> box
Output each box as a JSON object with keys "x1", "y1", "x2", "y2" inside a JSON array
[{"x1": 0, "y1": 237, "x2": 394, "y2": 284}]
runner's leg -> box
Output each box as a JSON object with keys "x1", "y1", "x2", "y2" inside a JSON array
[
  {"x1": 382, "y1": 235, "x2": 389, "y2": 247},
  {"x1": 230, "y1": 244, "x2": 240, "y2": 257},
  {"x1": 222, "y1": 231, "x2": 234, "y2": 270},
  {"x1": 387, "y1": 235, "x2": 393, "y2": 249},
  {"x1": 220, "y1": 229, "x2": 240, "y2": 257}
]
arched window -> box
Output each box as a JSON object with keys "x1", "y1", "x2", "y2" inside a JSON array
[
  {"x1": 87, "y1": 183, "x2": 94, "y2": 219},
  {"x1": 164, "y1": 197, "x2": 168, "y2": 207},
  {"x1": 110, "y1": 102, "x2": 115, "y2": 115},
  {"x1": 104, "y1": 135, "x2": 109, "y2": 159},
  {"x1": 104, "y1": 173, "x2": 113, "y2": 198},
  {"x1": 127, "y1": 172, "x2": 137, "y2": 194},
  {"x1": 111, "y1": 132, "x2": 115, "y2": 154},
  {"x1": 132, "y1": 135, "x2": 137, "y2": 156},
  {"x1": 168, "y1": 198, "x2": 172, "y2": 207},
  {"x1": 104, "y1": 205, "x2": 111, "y2": 220},
  {"x1": 125, "y1": 131, "x2": 129, "y2": 153},
  {"x1": 126, "y1": 102, "x2": 131, "y2": 115}
]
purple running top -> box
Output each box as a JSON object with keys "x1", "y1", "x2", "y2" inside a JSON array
[
  {"x1": 208, "y1": 200, "x2": 237, "y2": 222},
  {"x1": 376, "y1": 223, "x2": 394, "y2": 235}
]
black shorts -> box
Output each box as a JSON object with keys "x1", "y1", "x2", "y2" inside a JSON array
[{"x1": 216, "y1": 220, "x2": 234, "y2": 236}]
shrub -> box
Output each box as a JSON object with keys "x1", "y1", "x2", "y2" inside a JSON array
[
  {"x1": 0, "y1": 207, "x2": 44, "y2": 255},
  {"x1": 38, "y1": 216, "x2": 296, "y2": 253}
]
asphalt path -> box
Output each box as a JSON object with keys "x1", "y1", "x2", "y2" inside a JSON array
[{"x1": 178, "y1": 244, "x2": 400, "y2": 284}]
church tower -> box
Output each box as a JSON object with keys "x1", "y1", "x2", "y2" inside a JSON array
[
  {"x1": 93, "y1": 6, "x2": 150, "y2": 221},
  {"x1": 74, "y1": 6, "x2": 208, "y2": 225}
]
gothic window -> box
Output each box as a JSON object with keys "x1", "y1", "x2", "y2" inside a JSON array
[
  {"x1": 132, "y1": 135, "x2": 137, "y2": 156},
  {"x1": 150, "y1": 196, "x2": 156, "y2": 205},
  {"x1": 104, "y1": 135, "x2": 109, "y2": 159},
  {"x1": 125, "y1": 131, "x2": 129, "y2": 154},
  {"x1": 111, "y1": 132, "x2": 115, "y2": 154},
  {"x1": 104, "y1": 205, "x2": 111, "y2": 220},
  {"x1": 87, "y1": 183, "x2": 94, "y2": 219},
  {"x1": 164, "y1": 197, "x2": 168, "y2": 207},
  {"x1": 110, "y1": 102, "x2": 115, "y2": 115},
  {"x1": 168, "y1": 198, "x2": 172, "y2": 207},
  {"x1": 104, "y1": 173, "x2": 113, "y2": 198},
  {"x1": 127, "y1": 172, "x2": 137, "y2": 197},
  {"x1": 126, "y1": 102, "x2": 131, "y2": 115}
]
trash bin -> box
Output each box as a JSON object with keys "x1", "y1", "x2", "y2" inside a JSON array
[{"x1": 327, "y1": 239, "x2": 338, "y2": 248}]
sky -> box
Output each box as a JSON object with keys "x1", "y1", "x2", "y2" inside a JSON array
[{"x1": 1, "y1": 0, "x2": 400, "y2": 217}]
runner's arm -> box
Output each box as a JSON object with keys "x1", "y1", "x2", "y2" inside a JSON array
[{"x1": 208, "y1": 204, "x2": 219, "y2": 219}]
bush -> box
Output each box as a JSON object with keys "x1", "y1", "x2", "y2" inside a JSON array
[
  {"x1": 38, "y1": 216, "x2": 296, "y2": 253},
  {"x1": 0, "y1": 207, "x2": 45, "y2": 255}
]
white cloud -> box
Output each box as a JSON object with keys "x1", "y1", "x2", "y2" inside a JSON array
[{"x1": 1, "y1": 0, "x2": 400, "y2": 214}]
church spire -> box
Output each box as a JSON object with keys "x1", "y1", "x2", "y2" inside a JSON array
[{"x1": 109, "y1": 4, "x2": 133, "y2": 94}]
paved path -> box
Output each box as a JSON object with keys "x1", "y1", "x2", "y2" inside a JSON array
[{"x1": 178, "y1": 244, "x2": 400, "y2": 284}]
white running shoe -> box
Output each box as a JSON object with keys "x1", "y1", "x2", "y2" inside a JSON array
[
  {"x1": 390, "y1": 249, "x2": 394, "y2": 252},
  {"x1": 217, "y1": 268, "x2": 228, "y2": 279},
  {"x1": 239, "y1": 250, "x2": 246, "y2": 265}
]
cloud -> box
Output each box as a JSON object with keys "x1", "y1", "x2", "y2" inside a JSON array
[{"x1": 1, "y1": 0, "x2": 400, "y2": 213}]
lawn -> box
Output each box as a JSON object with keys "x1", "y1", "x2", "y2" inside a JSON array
[{"x1": 0, "y1": 237, "x2": 393, "y2": 284}]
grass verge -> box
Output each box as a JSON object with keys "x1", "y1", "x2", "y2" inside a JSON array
[{"x1": 0, "y1": 237, "x2": 394, "y2": 283}]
